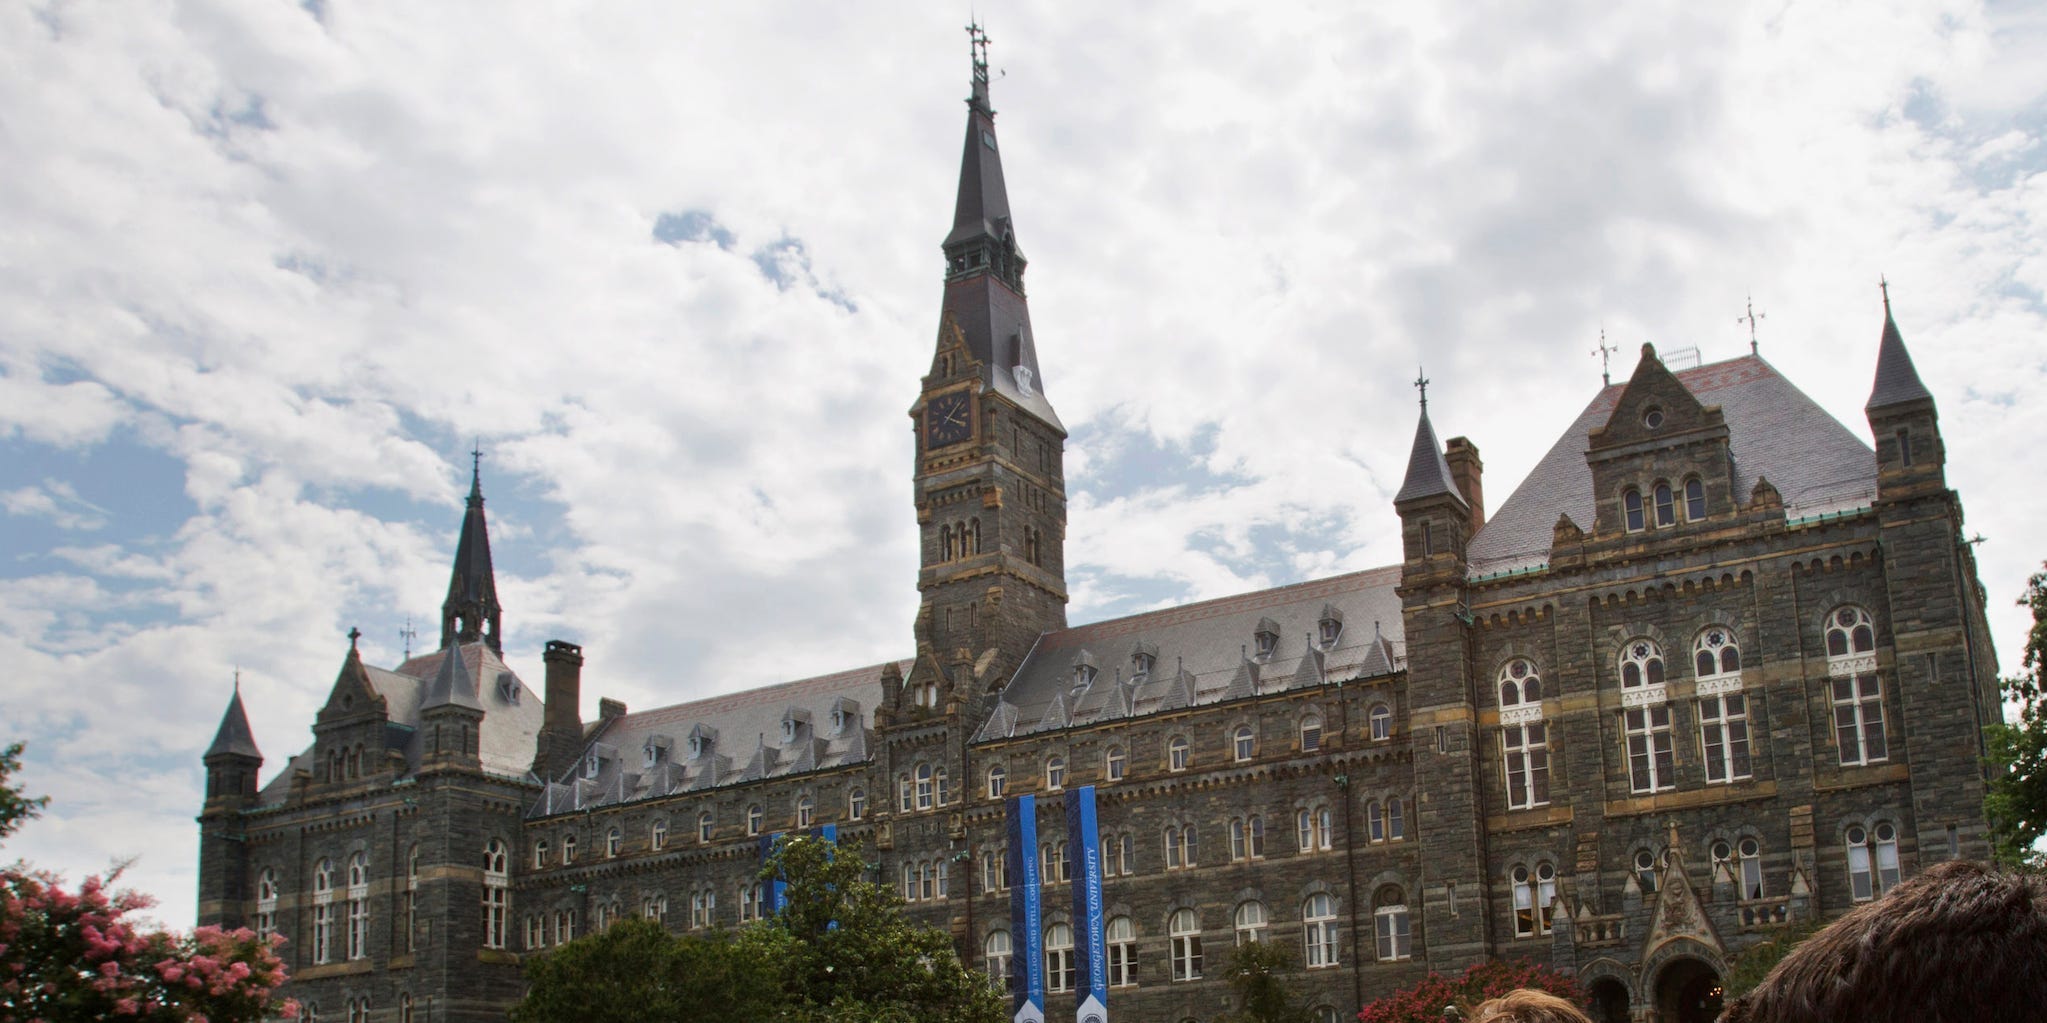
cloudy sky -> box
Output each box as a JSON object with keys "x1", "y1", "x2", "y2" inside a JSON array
[{"x1": 3, "y1": 0, "x2": 2044, "y2": 925}]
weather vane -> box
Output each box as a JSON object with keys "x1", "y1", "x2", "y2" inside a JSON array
[
  {"x1": 1413, "y1": 368, "x2": 1430, "y2": 410},
  {"x1": 1591, "y1": 328, "x2": 1617, "y2": 386},
  {"x1": 1738, "y1": 295, "x2": 1766, "y2": 356},
  {"x1": 401, "y1": 615, "x2": 418, "y2": 660}
]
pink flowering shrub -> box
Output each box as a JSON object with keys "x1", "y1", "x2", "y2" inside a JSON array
[
  {"x1": 1357, "y1": 959, "x2": 1584, "y2": 1023},
  {"x1": 0, "y1": 867, "x2": 298, "y2": 1022}
]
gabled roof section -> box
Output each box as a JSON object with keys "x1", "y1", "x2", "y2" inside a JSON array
[
  {"x1": 977, "y1": 566, "x2": 1405, "y2": 742},
  {"x1": 257, "y1": 642, "x2": 541, "y2": 802},
  {"x1": 1468, "y1": 355, "x2": 1876, "y2": 575},
  {"x1": 317, "y1": 644, "x2": 384, "y2": 723},
  {"x1": 1394, "y1": 406, "x2": 1467, "y2": 507},
  {"x1": 1866, "y1": 299, "x2": 1933, "y2": 412},
  {"x1": 1587, "y1": 343, "x2": 1720, "y2": 452},
  {"x1": 527, "y1": 660, "x2": 904, "y2": 817},
  {"x1": 205, "y1": 686, "x2": 261, "y2": 760}
]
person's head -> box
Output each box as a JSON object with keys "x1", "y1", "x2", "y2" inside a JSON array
[
  {"x1": 1721, "y1": 860, "x2": 2047, "y2": 1023},
  {"x1": 1469, "y1": 988, "x2": 1593, "y2": 1023}
]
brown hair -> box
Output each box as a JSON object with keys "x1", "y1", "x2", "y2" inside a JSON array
[
  {"x1": 1721, "y1": 860, "x2": 2047, "y2": 1023},
  {"x1": 1470, "y1": 988, "x2": 1593, "y2": 1023}
]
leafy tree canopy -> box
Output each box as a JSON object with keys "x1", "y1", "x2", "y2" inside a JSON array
[
  {"x1": 1987, "y1": 564, "x2": 2047, "y2": 866},
  {"x1": 1215, "y1": 939, "x2": 1316, "y2": 1023},
  {"x1": 0, "y1": 741, "x2": 50, "y2": 845},
  {"x1": 513, "y1": 835, "x2": 1003, "y2": 1023}
]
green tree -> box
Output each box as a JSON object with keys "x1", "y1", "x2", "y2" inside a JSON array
[
  {"x1": 1, "y1": 740, "x2": 50, "y2": 845},
  {"x1": 512, "y1": 835, "x2": 1003, "y2": 1023},
  {"x1": 1987, "y1": 564, "x2": 2047, "y2": 866},
  {"x1": 1214, "y1": 940, "x2": 1315, "y2": 1023},
  {"x1": 510, "y1": 916, "x2": 788, "y2": 1023},
  {"x1": 764, "y1": 835, "x2": 1003, "y2": 1023},
  {"x1": 1722, "y1": 917, "x2": 1822, "y2": 1000}
]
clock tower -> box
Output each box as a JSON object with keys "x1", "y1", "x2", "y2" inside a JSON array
[{"x1": 904, "y1": 24, "x2": 1068, "y2": 721}]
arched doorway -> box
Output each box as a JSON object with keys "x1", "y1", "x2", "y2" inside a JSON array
[
  {"x1": 1653, "y1": 957, "x2": 1724, "y2": 1023},
  {"x1": 1587, "y1": 977, "x2": 1631, "y2": 1023}
]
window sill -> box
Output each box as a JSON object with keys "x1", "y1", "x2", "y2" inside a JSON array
[{"x1": 295, "y1": 960, "x2": 373, "y2": 980}]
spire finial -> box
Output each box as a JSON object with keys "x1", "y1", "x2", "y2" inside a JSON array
[
  {"x1": 401, "y1": 615, "x2": 417, "y2": 660},
  {"x1": 1879, "y1": 274, "x2": 1891, "y2": 316},
  {"x1": 966, "y1": 20, "x2": 992, "y2": 111},
  {"x1": 348, "y1": 626, "x2": 361, "y2": 651},
  {"x1": 1413, "y1": 367, "x2": 1430, "y2": 410},
  {"x1": 233, "y1": 666, "x2": 241, "y2": 693},
  {"x1": 1738, "y1": 294, "x2": 1766, "y2": 356},
  {"x1": 1591, "y1": 328, "x2": 1617, "y2": 386}
]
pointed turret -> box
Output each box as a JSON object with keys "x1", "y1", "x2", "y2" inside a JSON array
[
  {"x1": 441, "y1": 451, "x2": 502, "y2": 653},
  {"x1": 1394, "y1": 402, "x2": 1467, "y2": 508},
  {"x1": 205, "y1": 685, "x2": 261, "y2": 761},
  {"x1": 202, "y1": 681, "x2": 263, "y2": 807},
  {"x1": 1866, "y1": 286, "x2": 1933, "y2": 412},
  {"x1": 1394, "y1": 375, "x2": 1472, "y2": 575},
  {"x1": 1864, "y1": 282, "x2": 1944, "y2": 492},
  {"x1": 423, "y1": 641, "x2": 483, "y2": 713}
]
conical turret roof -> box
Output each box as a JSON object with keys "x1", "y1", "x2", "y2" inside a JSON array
[{"x1": 205, "y1": 685, "x2": 261, "y2": 760}]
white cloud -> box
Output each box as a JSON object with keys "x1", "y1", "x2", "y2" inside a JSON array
[{"x1": 0, "y1": 0, "x2": 2042, "y2": 927}]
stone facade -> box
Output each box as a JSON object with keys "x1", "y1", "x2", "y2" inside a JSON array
[{"x1": 197, "y1": 43, "x2": 2002, "y2": 1023}]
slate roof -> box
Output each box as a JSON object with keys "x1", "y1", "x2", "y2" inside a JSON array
[
  {"x1": 445, "y1": 469, "x2": 498, "y2": 628},
  {"x1": 204, "y1": 687, "x2": 261, "y2": 760},
  {"x1": 975, "y1": 567, "x2": 1406, "y2": 742},
  {"x1": 528, "y1": 661, "x2": 906, "y2": 817},
  {"x1": 1393, "y1": 406, "x2": 1467, "y2": 507},
  {"x1": 1467, "y1": 355, "x2": 1877, "y2": 576},
  {"x1": 1866, "y1": 307, "x2": 1933, "y2": 411},
  {"x1": 254, "y1": 642, "x2": 543, "y2": 803}
]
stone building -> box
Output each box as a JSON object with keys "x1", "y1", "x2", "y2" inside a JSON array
[{"x1": 197, "y1": 36, "x2": 2003, "y2": 1023}]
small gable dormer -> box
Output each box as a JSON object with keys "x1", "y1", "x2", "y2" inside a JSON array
[
  {"x1": 1318, "y1": 605, "x2": 1345, "y2": 648},
  {"x1": 1130, "y1": 641, "x2": 1158, "y2": 679},
  {"x1": 779, "y1": 707, "x2": 813, "y2": 744},
  {"x1": 1585, "y1": 344, "x2": 1737, "y2": 537},
  {"x1": 1070, "y1": 649, "x2": 1099, "y2": 693},
  {"x1": 1253, "y1": 617, "x2": 1282, "y2": 660},
  {"x1": 686, "y1": 723, "x2": 717, "y2": 760},
  {"x1": 829, "y1": 697, "x2": 861, "y2": 737},
  {"x1": 642, "y1": 734, "x2": 673, "y2": 768}
]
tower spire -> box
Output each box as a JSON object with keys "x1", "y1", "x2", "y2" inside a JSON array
[
  {"x1": 1866, "y1": 277, "x2": 1932, "y2": 412},
  {"x1": 1394, "y1": 375, "x2": 1466, "y2": 509},
  {"x1": 441, "y1": 450, "x2": 502, "y2": 653}
]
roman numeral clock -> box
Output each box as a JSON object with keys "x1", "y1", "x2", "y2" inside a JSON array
[{"x1": 925, "y1": 390, "x2": 973, "y2": 449}]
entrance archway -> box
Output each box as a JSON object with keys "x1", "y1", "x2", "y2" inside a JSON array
[
  {"x1": 1653, "y1": 957, "x2": 1723, "y2": 1023},
  {"x1": 1586, "y1": 977, "x2": 1631, "y2": 1023}
]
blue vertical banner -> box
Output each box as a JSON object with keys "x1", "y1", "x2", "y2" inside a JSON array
[
  {"x1": 1006, "y1": 794, "x2": 1045, "y2": 1023},
  {"x1": 1067, "y1": 786, "x2": 1108, "y2": 1023},
  {"x1": 759, "y1": 824, "x2": 837, "y2": 916}
]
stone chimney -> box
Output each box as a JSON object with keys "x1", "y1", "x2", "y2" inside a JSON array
[
  {"x1": 1444, "y1": 437, "x2": 1485, "y2": 533},
  {"x1": 535, "y1": 640, "x2": 585, "y2": 782}
]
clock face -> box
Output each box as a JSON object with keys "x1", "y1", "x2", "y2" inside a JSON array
[{"x1": 926, "y1": 392, "x2": 973, "y2": 448}]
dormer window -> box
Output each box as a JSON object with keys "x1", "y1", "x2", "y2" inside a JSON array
[
  {"x1": 1254, "y1": 619, "x2": 1280, "y2": 659},
  {"x1": 498, "y1": 675, "x2": 519, "y2": 704},
  {"x1": 781, "y1": 719, "x2": 797, "y2": 743},
  {"x1": 1318, "y1": 607, "x2": 1344, "y2": 648},
  {"x1": 1068, "y1": 650, "x2": 1099, "y2": 694},
  {"x1": 830, "y1": 708, "x2": 847, "y2": 735},
  {"x1": 583, "y1": 752, "x2": 600, "y2": 779},
  {"x1": 1131, "y1": 643, "x2": 1157, "y2": 678},
  {"x1": 644, "y1": 744, "x2": 659, "y2": 768},
  {"x1": 688, "y1": 735, "x2": 704, "y2": 759}
]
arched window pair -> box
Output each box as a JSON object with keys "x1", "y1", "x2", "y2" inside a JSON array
[
  {"x1": 1229, "y1": 815, "x2": 1266, "y2": 861},
  {"x1": 1365, "y1": 798, "x2": 1406, "y2": 842},
  {"x1": 1511, "y1": 862, "x2": 1557, "y2": 937},
  {"x1": 939, "y1": 518, "x2": 982, "y2": 561},
  {"x1": 1497, "y1": 660, "x2": 1550, "y2": 809},
  {"x1": 1827, "y1": 606, "x2": 1887, "y2": 766}
]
